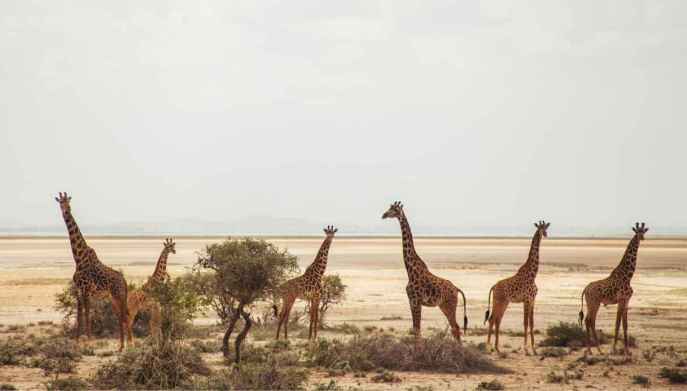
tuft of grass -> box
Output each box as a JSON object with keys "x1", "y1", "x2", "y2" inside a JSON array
[
  {"x1": 0, "y1": 384, "x2": 18, "y2": 391},
  {"x1": 380, "y1": 316, "x2": 403, "y2": 321},
  {"x1": 328, "y1": 323, "x2": 361, "y2": 335},
  {"x1": 476, "y1": 379, "x2": 505, "y2": 390},
  {"x1": 312, "y1": 380, "x2": 344, "y2": 391},
  {"x1": 659, "y1": 367, "x2": 687, "y2": 384},
  {"x1": 540, "y1": 347, "x2": 568, "y2": 358},
  {"x1": 632, "y1": 375, "x2": 650, "y2": 387},
  {"x1": 189, "y1": 339, "x2": 222, "y2": 353},
  {"x1": 371, "y1": 370, "x2": 401, "y2": 383},
  {"x1": 45, "y1": 377, "x2": 90, "y2": 391}
]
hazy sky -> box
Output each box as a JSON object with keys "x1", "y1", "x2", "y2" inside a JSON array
[{"x1": 1, "y1": 1, "x2": 686, "y2": 235}]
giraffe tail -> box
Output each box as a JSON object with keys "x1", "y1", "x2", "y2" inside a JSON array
[
  {"x1": 484, "y1": 285, "x2": 495, "y2": 325},
  {"x1": 457, "y1": 288, "x2": 468, "y2": 331},
  {"x1": 578, "y1": 286, "x2": 587, "y2": 327},
  {"x1": 272, "y1": 303, "x2": 279, "y2": 319}
]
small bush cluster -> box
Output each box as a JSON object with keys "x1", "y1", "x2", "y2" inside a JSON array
[
  {"x1": 371, "y1": 370, "x2": 401, "y2": 383},
  {"x1": 305, "y1": 330, "x2": 507, "y2": 374},
  {"x1": 92, "y1": 339, "x2": 210, "y2": 389},
  {"x1": 45, "y1": 377, "x2": 90, "y2": 391},
  {"x1": 476, "y1": 379, "x2": 505, "y2": 390},
  {"x1": 55, "y1": 282, "x2": 152, "y2": 338},
  {"x1": 659, "y1": 367, "x2": 687, "y2": 384},
  {"x1": 632, "y1": 375, "x2": 650, "y2": 387}
]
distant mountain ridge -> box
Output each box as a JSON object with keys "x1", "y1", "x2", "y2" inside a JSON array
[{"x1": 1, "y1": 216, "x2": 686, "y2": 237}]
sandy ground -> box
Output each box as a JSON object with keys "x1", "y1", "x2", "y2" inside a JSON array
[{"x1": 1, "y1": 236, "x2": 686, "y2": 390}]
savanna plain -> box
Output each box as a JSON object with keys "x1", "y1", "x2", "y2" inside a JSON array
[{"x1": 1, "y1": 236, "x2": 686, "y2": 390}]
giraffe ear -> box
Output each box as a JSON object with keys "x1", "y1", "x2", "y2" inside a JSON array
[{"x1": 632, "y1": 226, "x2": 638, "y2": 233}]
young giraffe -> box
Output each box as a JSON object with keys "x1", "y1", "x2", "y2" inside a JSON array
[
  {"x1": 126, "y1": 238, "x2": 175, "y2": 343},
  {"x1": 579, "y1": 223, "x2": 648, "y2": 356},
  {"x1": 485, "y1": 221, "x2": 550, "y2": 355},
  {"x1": 55, "y1": 192, "x2": 130, "y2": 351},
  {"x1": 274, "y1": 225, "x2": 337, "y2": 340},
  {"x1": 382, "y1": 201, "x2": 468, "y2": 345}
]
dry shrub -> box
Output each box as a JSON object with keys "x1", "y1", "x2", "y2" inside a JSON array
[
  {"x1": 191, "y1": 358, "x2": 309, "y2": 390},
  {"x1": 540, "y1": 347, "x2": 568, "y2": 358},
  {"x1": 632, "y1": 375, "x2": 650, "y2": 387},
  {"x1": 371, "y1": 370, "x2": 401, "y2": 383},
  {"x1": 477, "y1": 379, "x2": 505, "y2": 390},
  {"x1": 92, "y1": 339, "x2": 210, "y2": 390},
  {"x1": 0, "y1": 384, "x2": 17, "y2": 391},
  {"x1": 45, "y1": 377, "x2": 89, "y2": 391},
  {"x1": 305, "y1": 330, "x2": 508, "y2": 374},
  {"x1": 659, "y1": 367, "x2": 687, "y2": 384}
]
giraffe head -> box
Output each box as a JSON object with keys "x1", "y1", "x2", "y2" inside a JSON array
[
  {"x1": 534, "y1": 220, "x2": 550, "y2": 238},
  {"x1": 163, "y1": 237, "x2": 176, "y2": 254},
  {"x1": 55, "y1": 192, "x2": 72, "y2": 213},
  {"x1": 381, "y1": 201, "x2": 404, "y2": 220},
  {"x1": 323, "y1": 225, "x2": 338, "y2": 238},
  {"x1": 632, "y1": 222, "x2": 648, "y2": 241}
]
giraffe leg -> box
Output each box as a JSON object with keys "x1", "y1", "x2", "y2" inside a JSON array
[
  {"x1": 621, "y1": 301, "x2": 631, "y2": 356},
  {"x1": 282, "y1": 297, "x2": 296, "y2": 340},
  {"x1": 308, "y1": 299, "x2": 317, "y2": 340},
  {"x1": 522, "y1": 301, "x2": 530, "y2": 355},
  {"x1": 584, "y1": 300, "x2": 600, "y2": 355},
  {"x1": 275, "y1": 297, "x2": 286, "y2": 340},
  {"x1": 590, "y1": 306, "x2": 603, "y2": 355},
  {"x1": 76, "y1": 293, "x2": 83, "y2": 339},
  {"x1": 613, "y1": 303, "x2": 622, "y2": 354},
  {"x1": 492, "y1": 301, "x2": 508, "y2": 353},
  {"x1": 313, "y1": 296, "x2": 321, "y2": 339},
  {"x1": 408, "y1": 297, "x2": 422, "y2": 347},
  {"x1": 529, "y1": 300, "x2": 537, "y2": 355},
  {"x1": 438, "y1": 298, "x2": 461, "y2": 343},
  {"x1": 150, "y1": 303, "x2": 161, "y2": 340},
  {"x1": 84, "y1": 293, "x2": 92, "y2": 339}
]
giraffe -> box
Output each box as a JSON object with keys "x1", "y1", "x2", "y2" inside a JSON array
[
  {"x1": 274, "y1": 225, "x2": 337, "y2": 340},
  {"x1": 579, "y1": 222, "x2": 648, "y2": 356},
  {"x1": 125, "y1": 238, "x2": 175, "y2": 343},
  {"x1": 485, "y1": 220, "x2": 550, "y2": 355},
  {"x1": 381, "y1": 201, "x2": 468, "y2": 345},
  {"x1": 55, "y1": 192, "x2": 130, "y2": 351}
]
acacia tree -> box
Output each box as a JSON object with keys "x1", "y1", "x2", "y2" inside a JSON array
[{"x1": 195, "y1": 238, "x2": 298, "y2": 363}]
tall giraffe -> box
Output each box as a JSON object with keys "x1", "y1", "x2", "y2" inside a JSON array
[
  {"x1": 485, "y1": 220, "x2": 549, "y2": 354},
  {"x1": 126, "y1": 238, "x2": 175, "y2": 343},
  {"x1": 274, "y1": 226, "x2": 337, "y2": 340},
  {"x1": 382, "y1": 202, "x2": 468, "y2": 344},
  {"x1": 55, "y1": 192, "x2": 130, "y2": 351},
  {"x1": 579, "y1": 223, "x2": 648, "y2": 356}
]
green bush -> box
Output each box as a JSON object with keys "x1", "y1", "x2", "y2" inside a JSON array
[
  {"x1": 55, "y1": 282, "x2": 151, "y2": 338},
  {"x1": 0, "y1": 337, "x2": 26, "y2": 365},
  {"x1": 539, "y1": 322, "x2": 593, "y2": 347},
  {"x1": 371, "y1": 370, "x2": 401, "y2": 383},
  {"x1": 305, "y1": 330, "x2": 507, "y2": 374},
  {"x1": 45, "y1": 377, "x2": 90, "y2": 391},
  {"x1": 632, "y1": 375, "x2": 650, "y2": 387},
  {"x1": 476, "y1": 379, "x2": 505, "y2": 390},
  {"x1": 659, "y1": 367, "x2": 687, "y2": 384},
  {"x1": 92, "y1": 339, "x2": 210, "y2": 389}
]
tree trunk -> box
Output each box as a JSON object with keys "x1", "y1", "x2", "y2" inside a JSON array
[
  {"x1": 234, "y1": 306, "x2": 252, "y2": 365},
  {"x1": 222, "y1": 306, "x2": 241, "y2": 358}
]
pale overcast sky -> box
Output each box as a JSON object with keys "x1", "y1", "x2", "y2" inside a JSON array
[{"x1": 1, "y1": 1, "x2": 686, "y2": 235}]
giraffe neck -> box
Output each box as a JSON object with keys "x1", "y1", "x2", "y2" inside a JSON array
[
  {"x1": 611, "y1": 235, "x2": 641, "y2": 283},
  {"x1": 148, "y1": 248, "x2": 171, "y2": 284},
  {"x1": 304, "y1": 236, "x2": 333, "y2": 282},
  {"x1": 60, "y1": 208, "x2": 88, "y2": 265},
  {"x1": 518, "y1": 231, "x2": 542, "y2": 278},
  {"x1": 398, "y1": 212, "x2": 428, "y2": 278}
]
